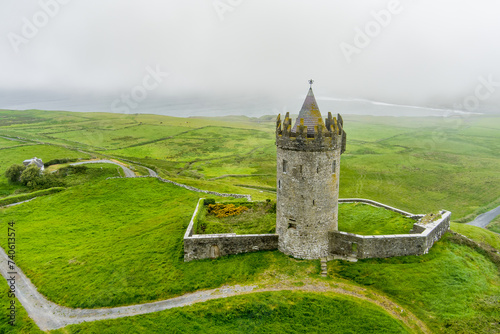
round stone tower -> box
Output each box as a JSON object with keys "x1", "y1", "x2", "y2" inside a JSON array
[{"x1": 275, "y1": 83, "x2": 346, "y2": 259}]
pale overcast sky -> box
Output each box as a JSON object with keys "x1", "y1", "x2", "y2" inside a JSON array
[{"x1": 0, "y1": 0, "x2": 499, "y2": 112}]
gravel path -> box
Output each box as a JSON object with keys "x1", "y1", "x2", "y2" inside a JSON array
[
  {"x1": 466, "y1": 205, "x2": 500, "y2": 228},
  {"x1": 0, "y1": 247, "x2": 427, "y2": 332},
  {"x1": 1, "y1": 198, "x2": 37, "y2": 209},
  {"x1": 0, "y1": 135, "x2": 30, "y2": 143},
  {"x1": 71, "y1": 160, "x2": 136, "y2": 178},
  {"x1": 145, "y1": 167, "x2": 158, "y2": 177}
]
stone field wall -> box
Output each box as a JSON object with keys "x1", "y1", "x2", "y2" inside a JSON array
[
  {"x1": 329, "y1": 210, "x2": 451, "y2": 259},
  {"x1": 183, "y1": 199, "x2": 278, "y2": 262},
  {"x1": 183, "y1": 198, "x2": 451, "y2": 261},
  {"x1": 108, "y1": 175, "x2": 252, "y2": 201}
]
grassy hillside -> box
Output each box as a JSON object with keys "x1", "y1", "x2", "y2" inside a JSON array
[
  {"x1": 450, "y1": 222, "x2": 500, "y2": 250},
  {"x1": 197, "y1": 201, "x2": 277, "y2": 234},
  {"x1": 0, "y1": 178, "x2": 314, "y2": 308},
  {"x1": 1, "y1": 176, "x2": 498, "y2": 333},
  {"x1": 1, "y1": 110, "x2": 499, "y2": 219},
  {"x1": 486, "y1": 215, "x2": 500, "y2": 234},
  {"x1": 338, "y1": 202, "x2": 416, "y2": 235},
  {"x1": 197, "y1": 202, "x2": 416, "y2": 235},
  {"x1": 0, "y1": 279, "x2": 43, "y2": 333},
  {"x1": 1, "y1": 109, "x2": 499, "y2": 333},
  {"x1": 332, "y1": 234, "x2": 500, "y2": 333},
  {"x1": 50, "y1": 291, "x2": 411, "y2": 334},
  {"x1": 0, "y1": 143, "x2": 91, "y2": 197}
]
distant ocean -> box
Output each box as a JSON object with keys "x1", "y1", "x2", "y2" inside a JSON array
[{"x1": 0, "y1": 90, "x2": 488, "y2": 118}]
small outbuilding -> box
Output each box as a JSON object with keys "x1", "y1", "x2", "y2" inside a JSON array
[{"x1": 23, "y1": 157, "x2": 44, "y2": 171}]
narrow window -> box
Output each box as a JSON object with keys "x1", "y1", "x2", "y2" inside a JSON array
[
  {"x1": 278, "y1": 180, "x2": 281, "y2": 189},
  {"x1": 313, "y1": 200, "x2": 315, "y2": 206},
  {"x1": 299, "y1": 165, "x2": 303, "y2": 173},
  {"x1": 288, "y1": 223, "x2": 297, "y2": 229},
  {"x1": 283, "y1": 160, "x2": 287, "y2": 173},
  {"x1": 317, "y1": 166, "x2": 319, "y2": 173},
  {"x1": 332, "y1": 160, "x2": 337, "y2": 174}
]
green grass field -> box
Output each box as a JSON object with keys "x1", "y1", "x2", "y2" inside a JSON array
[
  {"x1": 486, "y1": 215, "x2": 500, "y2": 234},
  {"x1": 196, "y1": 201, "x2": 277, "y2": 234},
  {"x1": 450, "y1": 222, "x2": 500, "y2": 250},
  {"x1": 332, "y1": 234, "x2": 500, "y2": 333},
  {"x1": 0, "y1": 144, "x2": 91, "y2": 197},
  {"x1": 1, "y1": 109, "x2": 500, "y2": 333},
  {"x1": 197, "y1": 202, "x2": 416, "y2": 235},
  {"x1": 338, "y1": 203, "x2": 416, "y2": 235},
  {"x1": 0, "y1": 178, "x2": 315, "y2": 308},
  {"x1": 55, "y1": 163, "x2": 122, "y2": 186},
  {"x1": 3, "y1": 110, "x2": 500, "y2": 220},
  {"x1": 0, "y1": 279, "x2": 43, "y2": 334},
  {"x1": 50, "y1": 291, "x2": 411, "y2": 334}
]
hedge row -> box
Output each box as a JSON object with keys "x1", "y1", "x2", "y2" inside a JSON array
[
  {"x1": 43, "y1": 158, "x2": 79, "y2": 167},
  {"x1": 0, "y1": 187, "x2": 65, "y2": 207}
]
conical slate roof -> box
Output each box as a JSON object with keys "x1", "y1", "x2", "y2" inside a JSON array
[{"x1": 291, "y1": 87, "x2": 324, "y2": 135}]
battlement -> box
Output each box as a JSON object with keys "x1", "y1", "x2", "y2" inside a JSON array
[{"x1": 276, "y1": 112, "x2": 347, "y2": 153}]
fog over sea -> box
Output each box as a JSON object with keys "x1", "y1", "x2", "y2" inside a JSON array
[{"x1": 0, "y1": 90, "x2": 488, "y2": 119}]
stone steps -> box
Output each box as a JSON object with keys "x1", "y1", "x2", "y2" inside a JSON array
[
  {"x1": 332, "y1": 255, "x2": 358, "y2": 262},
  {"x1": 320, "y1": 257, "x2": 328, "y2": 277}
]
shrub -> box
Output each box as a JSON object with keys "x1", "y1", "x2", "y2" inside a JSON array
[
  {"x1": 20, "y1": 165, "x2": 44, "y2": 188},
  {"x1": 40, "y1": 172, "x2": 66, "y2": 188},
  {"x1": 19, "y1": 165, "x2": 65, "y2": 190},
  {"x1": 204, "y1": 198, "x2": 216, "y2": 206},
  {"x1": 43, "y1": 158, "x2": 79, "y2": 167},
  {"x1": 58, "y1": 165, "x2": 88, "y2": 176},
  {"x1": 5, "y1": 164, "x2": 26, "y2": 184},
  {"x1": 269, "y1": 202, "x2": 277, "y2": 214},
  {"x1": 207, "y1": 203, "x2": 249, "y2": 218}
]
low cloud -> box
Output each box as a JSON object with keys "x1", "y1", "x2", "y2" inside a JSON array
[{"x1": 0, "y1": 0, "x2": 499, "y2": 112}]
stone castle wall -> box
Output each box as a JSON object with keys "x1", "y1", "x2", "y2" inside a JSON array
[
  {"x1": 183, "y1": 198, "x2": 450, "y2": 262},
  {"x1": 275, "y1": 112, "x2": 345, "y2": 260},
  {"x1": 329, "y1": 210, "x2": 451, "y2": 259},
  {"x1": 183, "y1": 199, "x2": 278, "y2": 262},
  {"x1": 276, "y1": 148, "x2": 340, "y2": 259},
  {"x1": 338, "y1": 198, "x2": 420, "y2": 218}
]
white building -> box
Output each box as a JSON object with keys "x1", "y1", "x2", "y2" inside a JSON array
[{"x1": 23, "y1": 157, "x2": 45, "y2": 171}]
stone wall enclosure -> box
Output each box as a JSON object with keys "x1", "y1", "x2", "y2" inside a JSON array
[
  {"x1": 183, "y1": 199, "x2": 278, "y2": 262},
  {"x1": 183, "y1": 198, "x2": 450, "y2": 262},
  {"x1": 329, "y1": 209, "x2": 451, "y2": 259}
]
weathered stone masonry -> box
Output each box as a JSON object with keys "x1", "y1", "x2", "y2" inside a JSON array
[
  {"x1": 183, "y1": 198, "x2": 451, "y2": 261},
  {"x1": 275, "y1": 86, "x2": 347, "y2": 260},
  {"x1": 329, "y1": 210, "x2": 451, "y2": 259},
  {"x1": 183, "y1": 199, "x2": 278, "y2": 262}
]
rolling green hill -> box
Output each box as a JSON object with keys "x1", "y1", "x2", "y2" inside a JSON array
[{"x1": 1, "y1": 109, "x2": 499, "y2": 333}]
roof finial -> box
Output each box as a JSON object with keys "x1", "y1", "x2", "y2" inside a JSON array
[{"x1": 309, "y1": 79, "x2": 314, "y2": 88}]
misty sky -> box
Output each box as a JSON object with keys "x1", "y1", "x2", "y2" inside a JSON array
[{"x1": 1, "y1": 0, "x2": 500, "y2": 113}]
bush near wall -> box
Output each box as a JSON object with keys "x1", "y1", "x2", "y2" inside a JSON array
[
  {"x1": 207, "y1": 203, "x2": 249, "y2": 218},
  {"x1": 43, "y1": 158, "x2": 79, "y2": 167}
]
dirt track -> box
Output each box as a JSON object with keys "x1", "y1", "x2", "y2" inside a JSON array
[
  {"x1": 0, "y1": 246, "x2": 428, "y2": 333},
  {"x1": 467, "y1": 205, "x2": 500, "y2": 229},
  {"x1": 70, "y1": 159, "x2": 136, "y2": 177}
]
